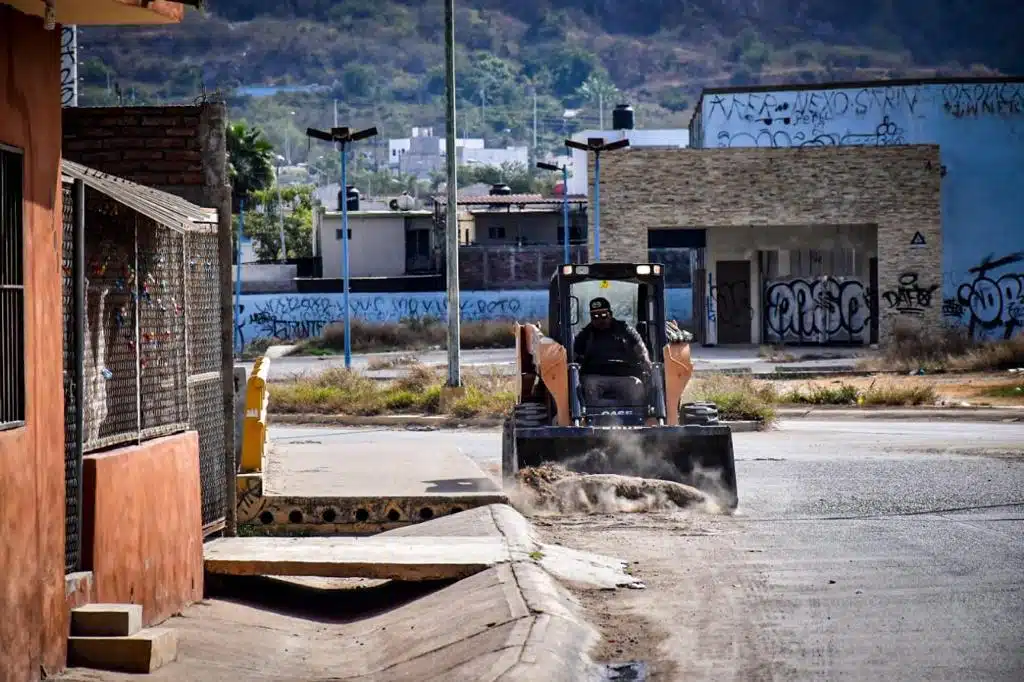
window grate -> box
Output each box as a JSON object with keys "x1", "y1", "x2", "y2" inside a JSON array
[{"x1": 0, "y1": 148, "x2": 25, "y2": 429}]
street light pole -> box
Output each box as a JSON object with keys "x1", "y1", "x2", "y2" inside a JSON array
[
  {"x1": 537, "y1": 159, "x2": 572, "y2": 264},
  {"x1": 306, "y1": 124, "x2": 379, "y2": 369},
  {"x1": 443, "y1": 0, "x2": 461, "y2": 388},
  {"x1": 564, "y1": 136, "x2": 630, "y2": 262}
]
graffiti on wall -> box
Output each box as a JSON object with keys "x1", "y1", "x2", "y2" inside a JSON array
[
  {"x1": 948, "y1": 252, "x2": 1024, "y2": 340},
  {"x1": 235, "y1": 290, "x2": 695, "y2": 346},
  {"x1": 942, "y1": 83, "x2": 1024, "y2": 119},
  {"x1": 715, "y1": 116, "x2": 907, "y2": 148},
  {"x1": 881, "y1": 273, "x2": 939, "y2": 316},
  {"x1": 706, "y1": 87, "x2": 922, "y2": 127},
  {"x1": 60, "y1": 26, "x2": 78, "y2": 107},
  {"x1": 764, "y1": 277, "x2": 870, "y2": 344}
]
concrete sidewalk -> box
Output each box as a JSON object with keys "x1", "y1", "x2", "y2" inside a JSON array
[
  {"x1": 62, "y1": 505, "x2": 628, "y2": 681},
  {"x1": 776, "y1": 406, "x2": 1024, "y2": 422}
]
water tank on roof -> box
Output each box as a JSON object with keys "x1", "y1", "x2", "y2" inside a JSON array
[
  {"x1": 337, "y1": 185, "x2": 360, "y2": 211},
  {"x1": 489, "y1": 183, "x2": 513, "y2": 196},
  {"x1": 612, "y1": 103, "x2": 635, "y2": 131}
]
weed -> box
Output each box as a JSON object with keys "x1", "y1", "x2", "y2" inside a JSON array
[
  {"x1": 291, "y1": 318, "x2": 520, "y2": 355},
  {"x1": 860, "y1": 326, "x2": 1024, "y2": 373},
  {"x1": 687, "y1": 374, "x2": 778, "y2": 425}
]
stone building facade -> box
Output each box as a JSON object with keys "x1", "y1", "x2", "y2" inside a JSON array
[{"x1": 588, "y1": 146, "x2": 942, "y2": 345}]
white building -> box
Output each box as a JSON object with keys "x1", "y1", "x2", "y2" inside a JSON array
[
  {"x1": 565, "y1": 128, "x2": 689, "y2": 195},
  {"x1": 318, "y1": 209, "x2": 435, "y2": 278},
  {"x1": 460, "y1": 146, "x2": 529, "y2": 167}
]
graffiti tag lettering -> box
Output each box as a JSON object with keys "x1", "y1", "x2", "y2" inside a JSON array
[
  {"x1": 716, "y1": 115, "x2": 906, "y2": 148},
  {"x1": 764, "y1": 277, "x2": 870, "y2": 343},
  {"x1": 881, "y1": 273, "x2": 939, "y2": 316},
  {"x1": 942, "y1": 83, "x2": 1024, "y2": 119},
  {"x1": 955, "y1": 252, "x2": 1024, "y2": 339}
]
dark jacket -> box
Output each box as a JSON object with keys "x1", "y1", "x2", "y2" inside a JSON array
[{"x1": 573, "y1": 319, "x2": 652, "y2": 376}]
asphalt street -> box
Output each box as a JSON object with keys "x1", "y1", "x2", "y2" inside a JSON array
[
  {"x1": 268, "y1": 420, "x2": 1024, "y2": 680},
  {"x1": 245, "y1": 345, "x2": 862, "y2": 380}
]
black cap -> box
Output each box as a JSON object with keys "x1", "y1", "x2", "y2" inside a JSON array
[{"x1": 589, "y1": 297, "x2": 611, "y2": 313}]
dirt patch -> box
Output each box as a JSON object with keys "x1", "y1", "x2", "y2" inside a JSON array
[{"x1": 510, "y1": 463, "x2": 713, "y2": 515}]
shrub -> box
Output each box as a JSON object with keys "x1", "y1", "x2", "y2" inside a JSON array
[
  {"x1": 686, "y1": 374, "x2": 777, "y2": 426},
  {"x1": 861, "y1": 326, "x2": 1024, "y2": 373}
]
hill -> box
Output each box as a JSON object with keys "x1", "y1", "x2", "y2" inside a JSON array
[{"x1": 75, "y1": 0, "x2": 1023, "y2": 161}]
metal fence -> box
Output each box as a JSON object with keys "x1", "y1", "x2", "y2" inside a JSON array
[
  {"x1": 69, "y1": 188, "x2": 227, "y2": 536},
  {"x1": 62, "y1": 183, "x2": 81, "y2": 573},
  {"x1": 184, "y1": 231, "x2": 226, "y2": 529}
]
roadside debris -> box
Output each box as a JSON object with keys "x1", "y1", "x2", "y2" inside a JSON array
[{"x1": 511, "y1": 463, "x2": 715, "y2": 515}]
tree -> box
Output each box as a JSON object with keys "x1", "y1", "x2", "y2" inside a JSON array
[
  {"x1": 575, "y1": 72, "x2": 619, "y2": 129},
  {"x1": 241, "y1": 185, "x2": 316, "y2": 261},
  {"x1": 226, "y1": 121, "x2": 275, "y2": 212}
]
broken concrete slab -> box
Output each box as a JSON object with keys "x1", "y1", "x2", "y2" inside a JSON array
[
  {"x1": 71, "y1": 603, "x2": 143, "y2": 637},
  {"x1": 203, "y1": 535, "x2": 510, "y2": 581},
  {"x1": 67, "y1": 627, "x2": 178, "y2": 674}
]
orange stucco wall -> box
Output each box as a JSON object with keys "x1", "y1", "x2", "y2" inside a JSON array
[
  {"x1": 82, "y1": 432, "x2": 205, "y2": 626},
  {"x1": 0, "y1": 7, "x2": 67, "y2": 682}
]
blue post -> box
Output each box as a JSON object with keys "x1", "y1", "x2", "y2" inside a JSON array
[
  {"x1": 234, "y1": 199, "x2": 244, "y2": 353},
  {"x1": 341, "y1": 142, "x2": 352, "y2": 369},
  {"x1": 593, "y1": 151, "x2": 601, "y2": 261},
  {"x1": 562, "y1": 165, "x2": 570, "y2": 264}
]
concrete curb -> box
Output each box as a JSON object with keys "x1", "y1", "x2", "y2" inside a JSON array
[
  {"x1": 268, "y1": 412, "x2": 766, "y2": 431},
  {"x1": 775, "y1": 406, "x2": 1024, "y2": 422}
]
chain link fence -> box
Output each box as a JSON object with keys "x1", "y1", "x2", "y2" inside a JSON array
[
  {"x1": 70, "y1": 189, "x2": 227, "y2": 533},
  {"x1": 62, "y1": 183, "x2": 81, "y2": 574}
]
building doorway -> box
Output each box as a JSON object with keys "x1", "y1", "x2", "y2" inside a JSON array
[{"x1": 715, "y1": 260, "x2": 751, "y2": 344}]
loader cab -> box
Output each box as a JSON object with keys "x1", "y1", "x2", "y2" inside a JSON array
[{"x1": 548, "y1": 262, "x2": 669, "y2": 426}]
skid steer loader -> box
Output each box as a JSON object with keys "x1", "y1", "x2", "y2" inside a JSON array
[{"x1": 502, "y1": 262, "x2": 738, "y2": 509}]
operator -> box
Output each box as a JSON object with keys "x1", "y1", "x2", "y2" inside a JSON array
[{"x1": 572, "y1": 297, "x2": 652, "y2": 404}]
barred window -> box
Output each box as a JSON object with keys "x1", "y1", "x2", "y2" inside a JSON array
[{"x1": 0, "y1": 146, "x2": 25, "y2": 429}]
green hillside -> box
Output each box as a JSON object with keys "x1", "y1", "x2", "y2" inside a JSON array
[{"x1": 74, "y1": 0, "x2": 1022, "y2": 162}]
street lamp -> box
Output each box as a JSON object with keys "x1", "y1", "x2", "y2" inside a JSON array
[
  {"x1": 306, "y1": 125, "x2": 379, "y2": 369},
  {"x1": 274, "y1": 154, "x2": 287, "y2": 260},
  {"x1": 536, "y1": 160, "x2": 571, "y2": 264},
  {"x1": 564, "y1": 136, "x2": 629, "y2": 261}
]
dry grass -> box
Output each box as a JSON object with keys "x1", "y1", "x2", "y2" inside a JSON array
[
  {"x1": 290, "y1": 318, "x2": 519, "y2": 355},
  {"x1": 685, "y1": 374, "x2": 779, "y2": 425},
  {"x1": 268, "y1": 364, "x2": 516, "y2": 418},
  {"x1": 859, "y1": 327, "x2": 1024, "y2": 373}
]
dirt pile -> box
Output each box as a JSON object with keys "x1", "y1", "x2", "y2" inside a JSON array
[{"x1": 512, "y1": 463, "x2": 711, "y2": 515}]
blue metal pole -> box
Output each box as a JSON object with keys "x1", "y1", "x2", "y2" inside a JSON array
[
  {"x1": 234, "y1": 199, "x2": 244, "y2": 353},
  {"x1": 562, "y1": 165, "x2": 570, "y2": 264},
  {"x1": 341, "y1": 142, "x2": 352, "y2": 369},
  {"x1": 593, "y1": 151, "x2": 601, "y2": 261}
]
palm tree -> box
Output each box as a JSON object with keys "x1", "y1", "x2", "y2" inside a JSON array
[
  {"x1": 226, "y1": 121, "x2": 275, "y2": 212},
  {"x1": 576, "y1": 73, "x2": 620, "y2": 129}
]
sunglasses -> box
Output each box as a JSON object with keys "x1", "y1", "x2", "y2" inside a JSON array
[{"x1": 591, "y1": 311, "x2": 610, "y2": 319}]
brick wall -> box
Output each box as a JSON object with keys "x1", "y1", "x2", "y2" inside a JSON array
[
  {"x1": 590, "y1": 146, "x2": 943, "y2": 341},
  {"x1": 62, "y1": 104, "x2": 225, "y2": 207}
]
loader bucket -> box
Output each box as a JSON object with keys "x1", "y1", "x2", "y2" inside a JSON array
[{"x1": 507, "y1": 425, "x2": 738, "y2": 510}]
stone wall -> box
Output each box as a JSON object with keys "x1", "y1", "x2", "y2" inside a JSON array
[{"x1": 589, "y1": 146, "x2": 943, "y2": 341}]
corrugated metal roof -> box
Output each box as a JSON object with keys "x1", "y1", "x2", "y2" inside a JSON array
[
  {"x1": 451, "y1": 194, "x2": 589, "y2": 206},
  {"x1": 61, "y1": 159, "x2": 219, "y2": 233}
]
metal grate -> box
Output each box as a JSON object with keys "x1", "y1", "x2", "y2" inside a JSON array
[
  {"x1": 81, "y1": 197, "x2": 140, "y2": 451},
  {"x1": 138, "y1": 220, "x2": 188, "y2": 436},
  {"x1": 185, "y1": 232, "x2": 222, "y2": 375},
  {"x1": 62, "y1": 183, "x2": 82, "y2": 573},
  {"x1": 0, "y1": 147, "x2": 25, "y2": 429},
  {"x1": 189, "y1": 376, "x2": 226, "y2": 526}
]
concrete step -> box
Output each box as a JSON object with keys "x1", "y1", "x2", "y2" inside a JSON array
[
  {"x1": 67, "y1": 627, "x2": 178, "y2": 674},
  {"x1": 70, "y1": 603, "x2": 143, "y2": 637}
]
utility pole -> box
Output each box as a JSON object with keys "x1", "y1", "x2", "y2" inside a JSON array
[
  {"x1": 306, "y1": 125, "x2": 379, "y2": 368},
  {"x1": 444, "y1": 0, "x2": 461, "y2": 388},
  {"x1": 333, "y1": 99, "x2": 338, "y2": 127},
  {"x1": 532, "y1": 87, "x2": 538, "y2": 156}
]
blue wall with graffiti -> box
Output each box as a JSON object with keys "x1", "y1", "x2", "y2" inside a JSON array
[
  {"x1": 698, "y1": 79, "x2": 1024, "y2": 339},
  {"x1": 236, "y1": 288, "x2": 694, "y2": 346}
]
